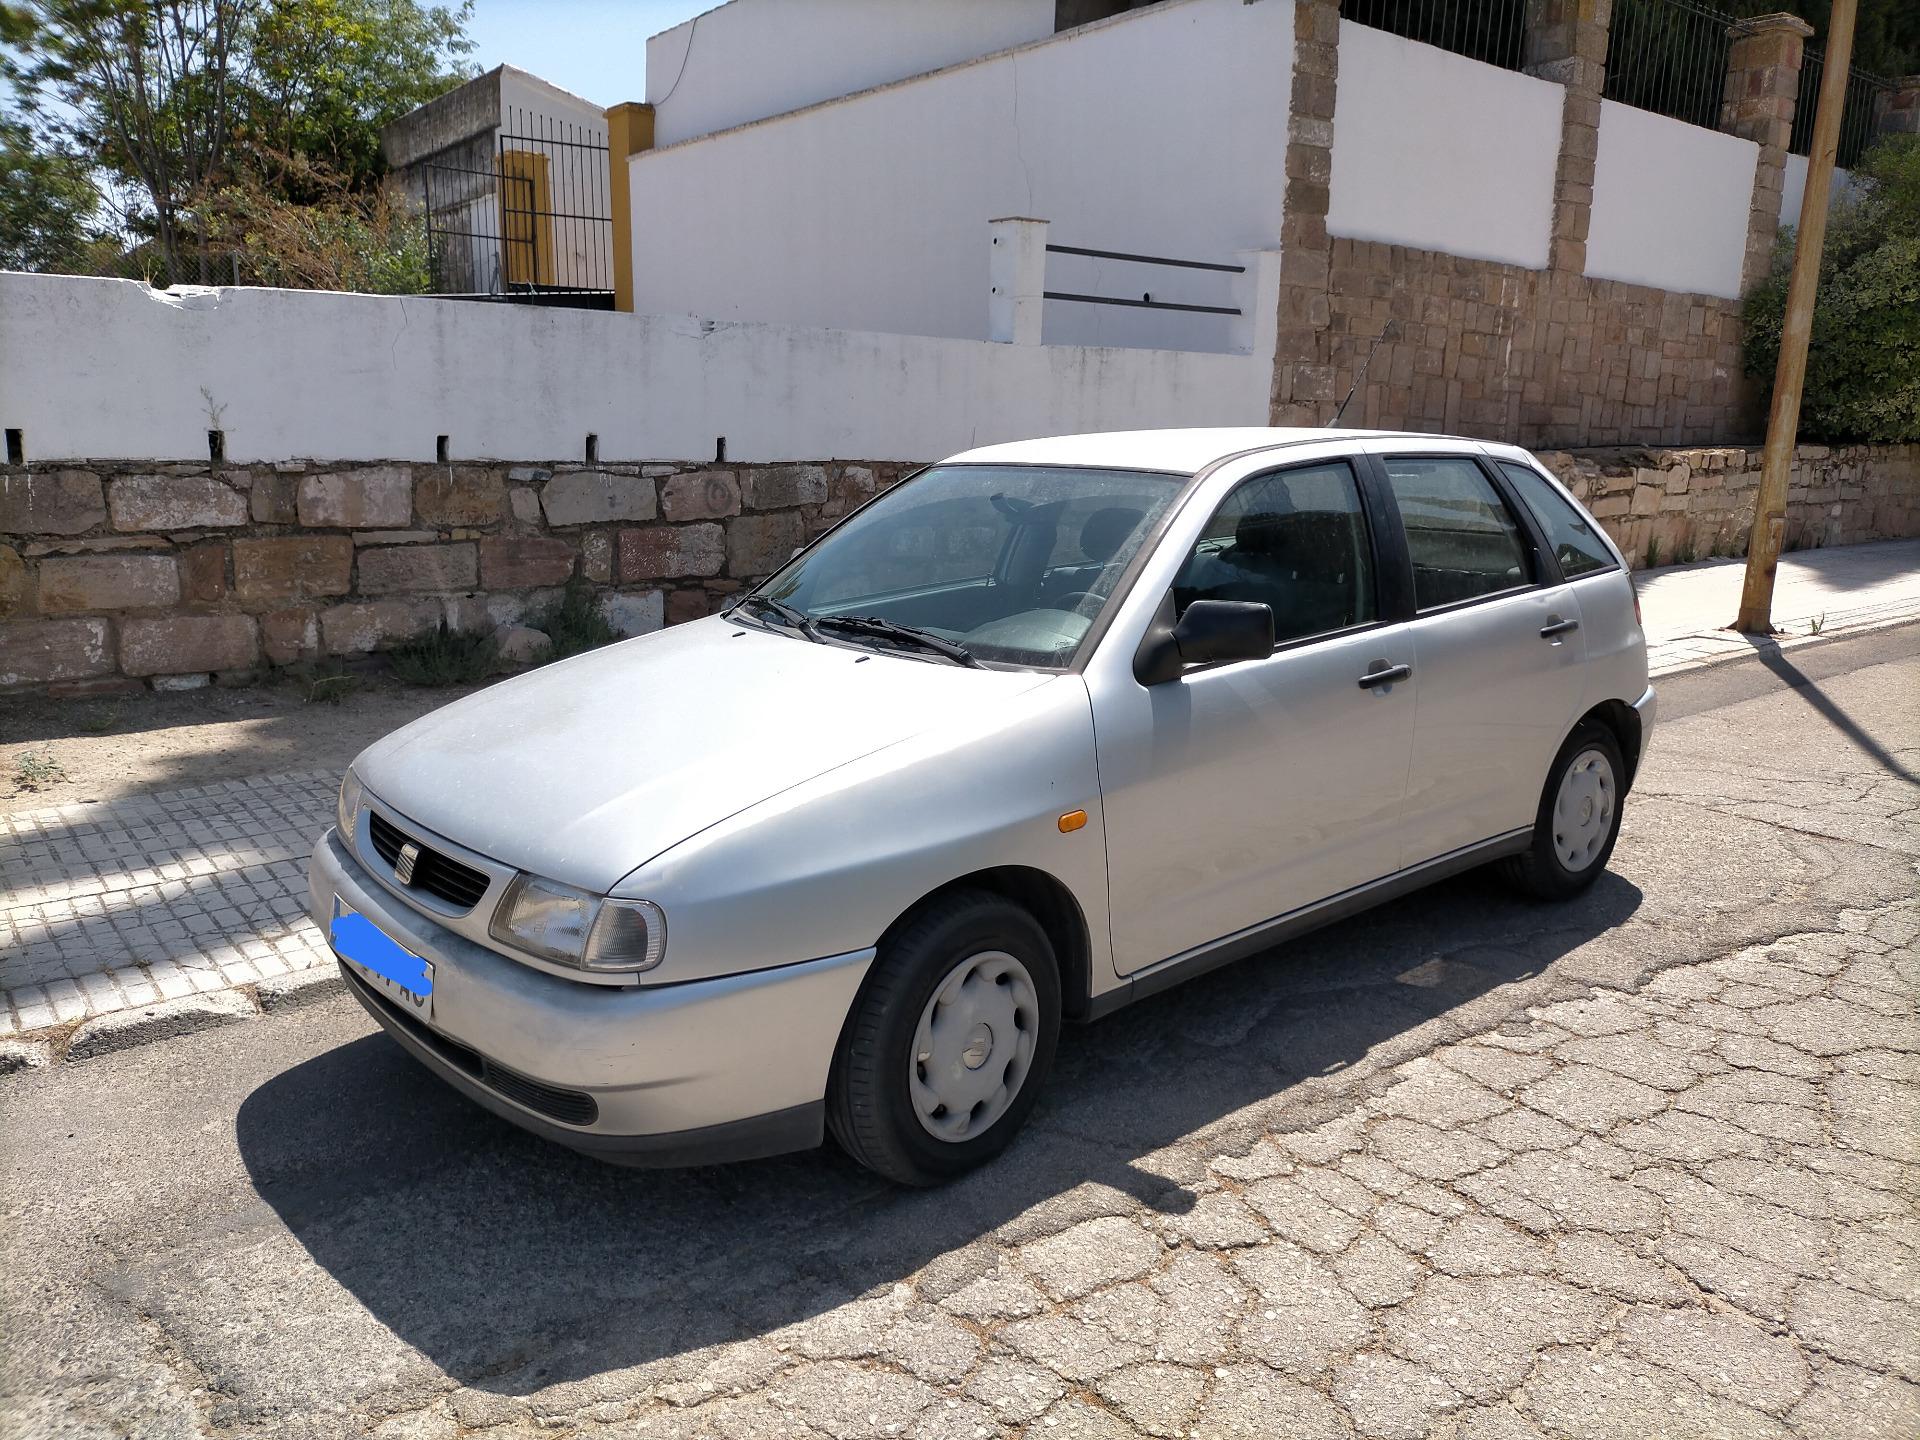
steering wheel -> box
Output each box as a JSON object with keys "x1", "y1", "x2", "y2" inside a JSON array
[{"x1": 1053, "y1": 590, "x2": 1103, "y2": 614}]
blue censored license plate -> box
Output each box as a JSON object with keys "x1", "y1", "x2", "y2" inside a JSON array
[{"x1": 331, "y1": 905, "x2": 434, "y2": 1023}]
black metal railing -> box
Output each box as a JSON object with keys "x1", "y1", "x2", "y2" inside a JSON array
[
  {"x1": 1344, "y1": 0, "x2": 1530, "y2": 73},
  {"x1": 1042, "y1": 244, "x2": 1244, "y2": 317},
  {"x1": 1603, "y1": 0, "x2": 1738, "y2": 131},
  {"x1": 1789, "y1": 51, "x2": 1894, "y2": 169},
  {"x1": 423, "y1": 105, "x2": 613, "y2": 306}
]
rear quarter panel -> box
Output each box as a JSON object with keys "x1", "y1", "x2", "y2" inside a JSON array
[{"x1": 1568, "y1": 569, "x2": 1648, "y2": 710}]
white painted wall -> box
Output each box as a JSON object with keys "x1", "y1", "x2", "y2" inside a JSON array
[
  {"x1": 0, "y1": 273, "x2": 1278, "y2": 464},
  {"x1": 1327, "y1": 22, "x2": 1562, "y2": 270},
  {"x1": 1586, "y1": 100, "x2": 1758, "y2": 299},
  {"x1": 629, "y1": 0, "x2": 1292, "y2": 354},
  {"x1": 1779, "y1": 152, "x2": 1859, "y2": 228},
  {"x1": 499, "y1": 67, "x2": 606, "y2": 131},
  {"x1": 646, "y1": 0, "x2": 1055, "y2": 147}
]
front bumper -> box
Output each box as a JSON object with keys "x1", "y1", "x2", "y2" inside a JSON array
[{"x1": 308, "y1": 828, "x2": 874, "y2": 1166}]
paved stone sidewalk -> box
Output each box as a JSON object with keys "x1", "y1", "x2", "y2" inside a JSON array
[
  {"x1": 355, "y1": 900, "x2": 1920, "y2": 1440},
  {"x1": 1640, "y1": 537, "x2": 1920, "y2": 675},
  {"x1": 0, "y1": 772, "x2": 335, "y2": 1035}
]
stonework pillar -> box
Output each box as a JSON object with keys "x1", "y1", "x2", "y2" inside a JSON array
[
  {"x1": 1270, "y1": 0, "x2": 1340, "y2": 426},
  {"x1": 1524, "y1": 0, "x2": 1612, "y2": 276},
  {"x1": 1720, "y1": 14, "x2": 1813, "y2": 293},
  {"x1": 1879, "y1": 76, "x2": 1920, "y2": 137}
]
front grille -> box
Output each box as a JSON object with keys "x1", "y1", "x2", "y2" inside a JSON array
[
  {"x1": 368, "y1": 809, "x2": 491, "y2": 912},
  {"x1": 346, "y1": 968, "x2": 600, "y2": 1127}
]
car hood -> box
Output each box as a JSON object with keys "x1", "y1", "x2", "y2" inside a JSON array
[{"x1": 354, "y1": 616, "x2": 1054, "y2": 893}]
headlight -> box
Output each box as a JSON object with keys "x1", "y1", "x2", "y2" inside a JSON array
[
  {"x1": 490, "y1": 874, "x2": 667, "y2": 974},
  {"x1": 336, "y1": 769, "x2": 364, "y2": 838}
]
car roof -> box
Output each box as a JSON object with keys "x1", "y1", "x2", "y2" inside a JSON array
[{"x1": 942, "y1": 427, "x2": 1494, "y2": 476}]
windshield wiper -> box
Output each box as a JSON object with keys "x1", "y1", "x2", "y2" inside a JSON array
[
  {"x1": 731, "y1": 594, "x2": 820, "y2": 641},
  {"x1": 813, "y1": 615, "x2": 982, "y2": 668}
]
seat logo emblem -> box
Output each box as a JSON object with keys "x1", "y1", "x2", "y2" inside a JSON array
[{"x1": 395, "y1": 842, "x2": 420, "y2": 886}]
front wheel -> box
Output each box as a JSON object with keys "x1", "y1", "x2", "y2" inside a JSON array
[
  {"x1": 828, "y1": 890, "x2": 1061, "y2": 1185},
  {"x1": 1500, "y1": 722, "x2": 1626, "y2": 900}
]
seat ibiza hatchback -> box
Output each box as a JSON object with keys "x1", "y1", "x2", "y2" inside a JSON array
[{"x1": 311, "y1": 428, "x2": 1654, "y2": 1184}]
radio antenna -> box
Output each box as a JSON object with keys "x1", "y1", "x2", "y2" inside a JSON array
[{"x1": 1330, "y1": 320, "x2": 1397, "y2": 427}]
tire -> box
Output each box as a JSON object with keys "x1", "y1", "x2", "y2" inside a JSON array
[
  {"x1": 1499, "y1": 722, "x2": 1627, "y2": 900},
  {"x1": 828, "y1": 889, "x2": 1061, "y2": 1186}
]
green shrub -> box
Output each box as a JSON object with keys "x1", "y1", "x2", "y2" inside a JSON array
[
  {"x1": 1743, "y1": 136, "x2": 1920, "y2": 443},
  {"x1": 542, "y1": 582, "x2": 621, "y2": 661},
  {"x1": 387, "y1": 623, "x2": 497, "y2": 686}
]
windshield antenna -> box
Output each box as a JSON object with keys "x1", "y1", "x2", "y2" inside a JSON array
[{"x1": 1329, "y1": 319, "x2": 1397, "y2": 428}]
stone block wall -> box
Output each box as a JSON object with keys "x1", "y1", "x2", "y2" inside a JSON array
[
  {"x1": 1270, "y1": 3, "x2": 1880, "y2": 450},
  {"x1": 0, "y1": 459, "x2": 906, "y2": 695},
  {"x1": 1541, "y1": 442, "x2": 1920, "y2": 566},
  {"x1": 1312, "y1": 246, "x2": 1744, "y2": 448},
  {"x1": 4, "y1": 444, "x2": 1914, "y2": 695}
]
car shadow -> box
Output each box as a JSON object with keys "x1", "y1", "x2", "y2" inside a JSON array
[{"x1": 235, "y1": 866, "x2": 1642, "y2": 1397}]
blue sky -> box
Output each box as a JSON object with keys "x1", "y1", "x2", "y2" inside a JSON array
[{"x1": 465, "y1": 0, "x2": 714, "y2": 107}]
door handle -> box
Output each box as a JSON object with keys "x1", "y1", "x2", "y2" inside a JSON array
[
  {"x1": 1357, "y1": 662, "x2": 1412, "y2": 689},
  {"x1": 1539, "y1": 617, "x2": 1581, "y2": 639}
]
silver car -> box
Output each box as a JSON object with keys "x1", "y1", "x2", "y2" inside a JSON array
[{"x1": 310, "y1": 427, "x2": 1654, "y2": 1184}]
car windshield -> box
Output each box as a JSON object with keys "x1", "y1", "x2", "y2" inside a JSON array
[{"x1": 744, "y1": 464, "x2": 1184, "y2": 669}]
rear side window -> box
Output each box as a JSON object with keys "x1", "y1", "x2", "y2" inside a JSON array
[
  {"x1": 1174, "y1": 461, "x2": 1376, "y2": 645},
  {"x1": 1497, "y1": 462, "x2": 1616, "y2": 577},
  {"x1": 1381, "y1": 457, "x2": 1531, "y2": 611}
]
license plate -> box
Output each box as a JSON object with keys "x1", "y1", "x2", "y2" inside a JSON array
[{"x1": 331, "y1": 904, "x2": 433, "y2": 1024}]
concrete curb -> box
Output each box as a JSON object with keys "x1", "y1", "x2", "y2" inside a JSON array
[
  {"x1": 64, "y1": 990, "x2": 258, "y2": 1062},
  {"x1": 1647, "y1": 609, "x2": 1920, "y2": 679},
  {"x1": 256, "y1": 965, "x2": 348, "y2": 1013},
  {"x1": 0, "y1": 963, "x2": 352, "y2": 1073}
]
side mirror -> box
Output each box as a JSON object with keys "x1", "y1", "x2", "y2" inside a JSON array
[{"x1": 1134, "y1": 597, "x2": 1274, "y2": 684}]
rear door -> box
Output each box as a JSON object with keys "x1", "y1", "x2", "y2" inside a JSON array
[{"x1": 1367, "y1": 448, "x2": 1589, "y2": 868}]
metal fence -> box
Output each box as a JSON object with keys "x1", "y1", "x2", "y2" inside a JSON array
[
  {"x1": 422, "y1": 106, "x2": 613, "y2": 306},
  {"x1": 1603, "y1": 0, "x2": 1895, "y2": 166},
  {"x1": 1342, "y1": 0, "x2": 1530, "y2": 72},
  {"x1": 1789, "y1": 50, "x2": 1895, "y2": 169},
  {"x1": 1602, "y1": 0, "x2": 1737, "y2": 131}
]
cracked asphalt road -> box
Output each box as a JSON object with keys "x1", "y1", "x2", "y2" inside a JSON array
[{"x1": 3, "y1": 627, "x2": 1916, "y2": 1440}]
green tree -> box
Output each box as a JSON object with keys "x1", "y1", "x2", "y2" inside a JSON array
[
  {"x1": 9, "y1": 0, "x2": 471, "y2": 283},
  {"x1": 14, "y1": 0, "x2": 248, "y2": 280},
  {"x1": 242, "y1": 0, "x2": 473, "y2": 199},
  {"x1": 1743, "y1": 136, "x2": 1920, "y2": 443},
  {"x1": 0, "y1": 107, "x2": 108, "y2": 270}
]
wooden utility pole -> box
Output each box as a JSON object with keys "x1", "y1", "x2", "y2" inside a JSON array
[{"x1": 1733, "y1": 0, "x2": 1858, "y2": 634}]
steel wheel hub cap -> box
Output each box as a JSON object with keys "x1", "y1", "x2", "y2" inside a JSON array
[
  {"x1": 910, "y1": 950, "x2": 1038, "y2": 1142},
  {"x1": 1553, "y1": 748, "x2": 1616, "y2": 872}
]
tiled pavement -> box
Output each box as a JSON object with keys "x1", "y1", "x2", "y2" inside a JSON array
[{"x1": 0, "y1": 772, "x2": 336, "y2": 1035}]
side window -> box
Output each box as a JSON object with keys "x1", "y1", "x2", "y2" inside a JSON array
[
  {"x1": 1497, "y1": 462, "x2": 1616, "y2": 577},
  {"x1": 1174, "y1": 461, "x2": 1376, "y2": 645},
  {"x1": 1381, "y1": 457, "x2": 1532, "y2": 611}
]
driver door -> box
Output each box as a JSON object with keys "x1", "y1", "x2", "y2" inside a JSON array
[{"x1": 1093, "y1": 459, "x2": 1417, "y2": 976}]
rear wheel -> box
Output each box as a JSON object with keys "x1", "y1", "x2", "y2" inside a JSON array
[
  {"x1": 828, "y1": 890, "x2": 1060, "y2": 1185},
  {"x1": 1500, "y1": 722, "x2": 1626, "y2": 899}
]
